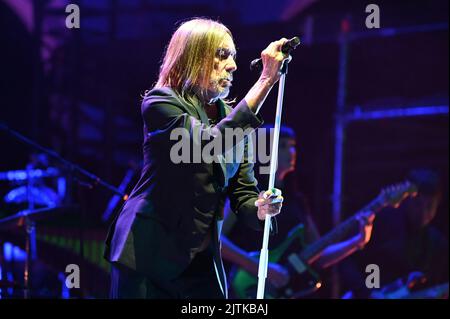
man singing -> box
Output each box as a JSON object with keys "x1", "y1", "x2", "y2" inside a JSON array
[{"x1": 104, "y1": 18, "x2": 289, "y2": 299}]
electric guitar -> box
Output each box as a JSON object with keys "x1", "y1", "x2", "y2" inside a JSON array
[{"x1": 231, "y1": 181, "x2": 418, "y2": 299}]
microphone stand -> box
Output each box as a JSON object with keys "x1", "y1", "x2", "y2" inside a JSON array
[
  {"x1": 24, "y1": 162, "x2": 37, "y2": 299},
  {"x1": 256, "y1": 59, "x2": 289, "y2": 299}
]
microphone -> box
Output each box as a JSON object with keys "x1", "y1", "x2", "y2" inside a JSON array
[{"x1": 250, "y1": 36, "x2": 301, "y2": 71}]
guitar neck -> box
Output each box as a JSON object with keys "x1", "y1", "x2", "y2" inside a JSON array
[{"x1": 300, "y1": 196, "x2": 386, "y2": 262}]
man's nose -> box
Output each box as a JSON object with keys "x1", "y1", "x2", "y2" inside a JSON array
[
  {"x1": 291, "y1": 148, "x2": 297, "y2": 156},
  {"x1": 226, "y1": 57, "x2": 237, "y2": 73}
]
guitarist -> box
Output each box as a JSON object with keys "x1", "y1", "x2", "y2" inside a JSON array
[
  {"x1": 221, "y1": 125, "x2": 376, "y2": 296},
  {"x1": 340, "y1": 169, "x2": 448, "y2": 298}
]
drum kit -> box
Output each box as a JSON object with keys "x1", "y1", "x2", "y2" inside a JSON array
[
  {"x1": 0, "y1": 165, "x2": 73, "y2": 298},
  {"x1": 0, "y1": 123, "x2": 126, "y2": 298}
]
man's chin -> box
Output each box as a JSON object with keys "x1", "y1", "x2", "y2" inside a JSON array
[
  {"x1": 215, "y1": 88, "x2": 230, "y2": 100},
  {"x1": 205, "y1": 86, "x2": 230, "y2": 103}
]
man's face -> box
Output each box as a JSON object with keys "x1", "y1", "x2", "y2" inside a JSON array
[
  {"x1": 405, "y1": 193, "x2": 441, "y2": 228},
  {"x1": 206, "y1": 33, "x2": 237, "y2": 102},
  {"x1": 277, "y1": 137, "x2": 297, "y2": 175}
]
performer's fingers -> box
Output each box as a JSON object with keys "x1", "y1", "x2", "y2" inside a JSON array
[
  {"x1": 256, "y1": 196, "x2": 283, "y2": 207},
  {"x1": 272, "y1": 38, "x2": 288, "y2": 52},
  {"x1": 255, "y1": 198, "x2": 265, "y2": 207},
  {"x1": 268, "y1": 195, "x2": 284, "y2": 204},
  {"x1": 263, "y1": 188, "x2": 282, "y2": 199},
  {"x1": 268, "y1": 202, "x2": 283, "y2": 213}
]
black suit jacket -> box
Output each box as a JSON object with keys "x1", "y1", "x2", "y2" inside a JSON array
[{"x1": 104, "y1": 87, "x2": 264, "y2": 291}]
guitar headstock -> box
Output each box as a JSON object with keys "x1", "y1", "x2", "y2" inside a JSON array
[{"x1": 377, "y1": 181, "x2": 418, "y2": 209}]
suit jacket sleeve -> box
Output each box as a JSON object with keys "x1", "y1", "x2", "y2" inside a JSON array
[
  {"x1": 227, "y1": 137, "x2": 265, "y2": 231},
  {"x1": 142, "y1": 88, "x2": 263, "y2": 153}
]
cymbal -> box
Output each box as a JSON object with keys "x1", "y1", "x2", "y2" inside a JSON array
[
  {"x1": 0, "y1": 206, "x2": 78, "y2": 230},
  {"x1": 4, "y1": 185, "x2": 61, "y2": 207},
  {"x1": 0, "y1": 168, "x2": 60, "y2": 182}
]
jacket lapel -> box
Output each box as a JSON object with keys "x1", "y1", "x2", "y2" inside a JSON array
[
  {"x1": 175, "y1": 94, "x2": 236, "y2": 188},
  {"x1": 188, "y1": 94, "x2": 210, "y2": 124},
  {"x1": 216, "y1": 100, "x2": 229, "y2": 187}
]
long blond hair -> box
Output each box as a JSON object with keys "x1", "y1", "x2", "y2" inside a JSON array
[{"x1": 154, "y1": 18, "x2": 232, "y2": 101}]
